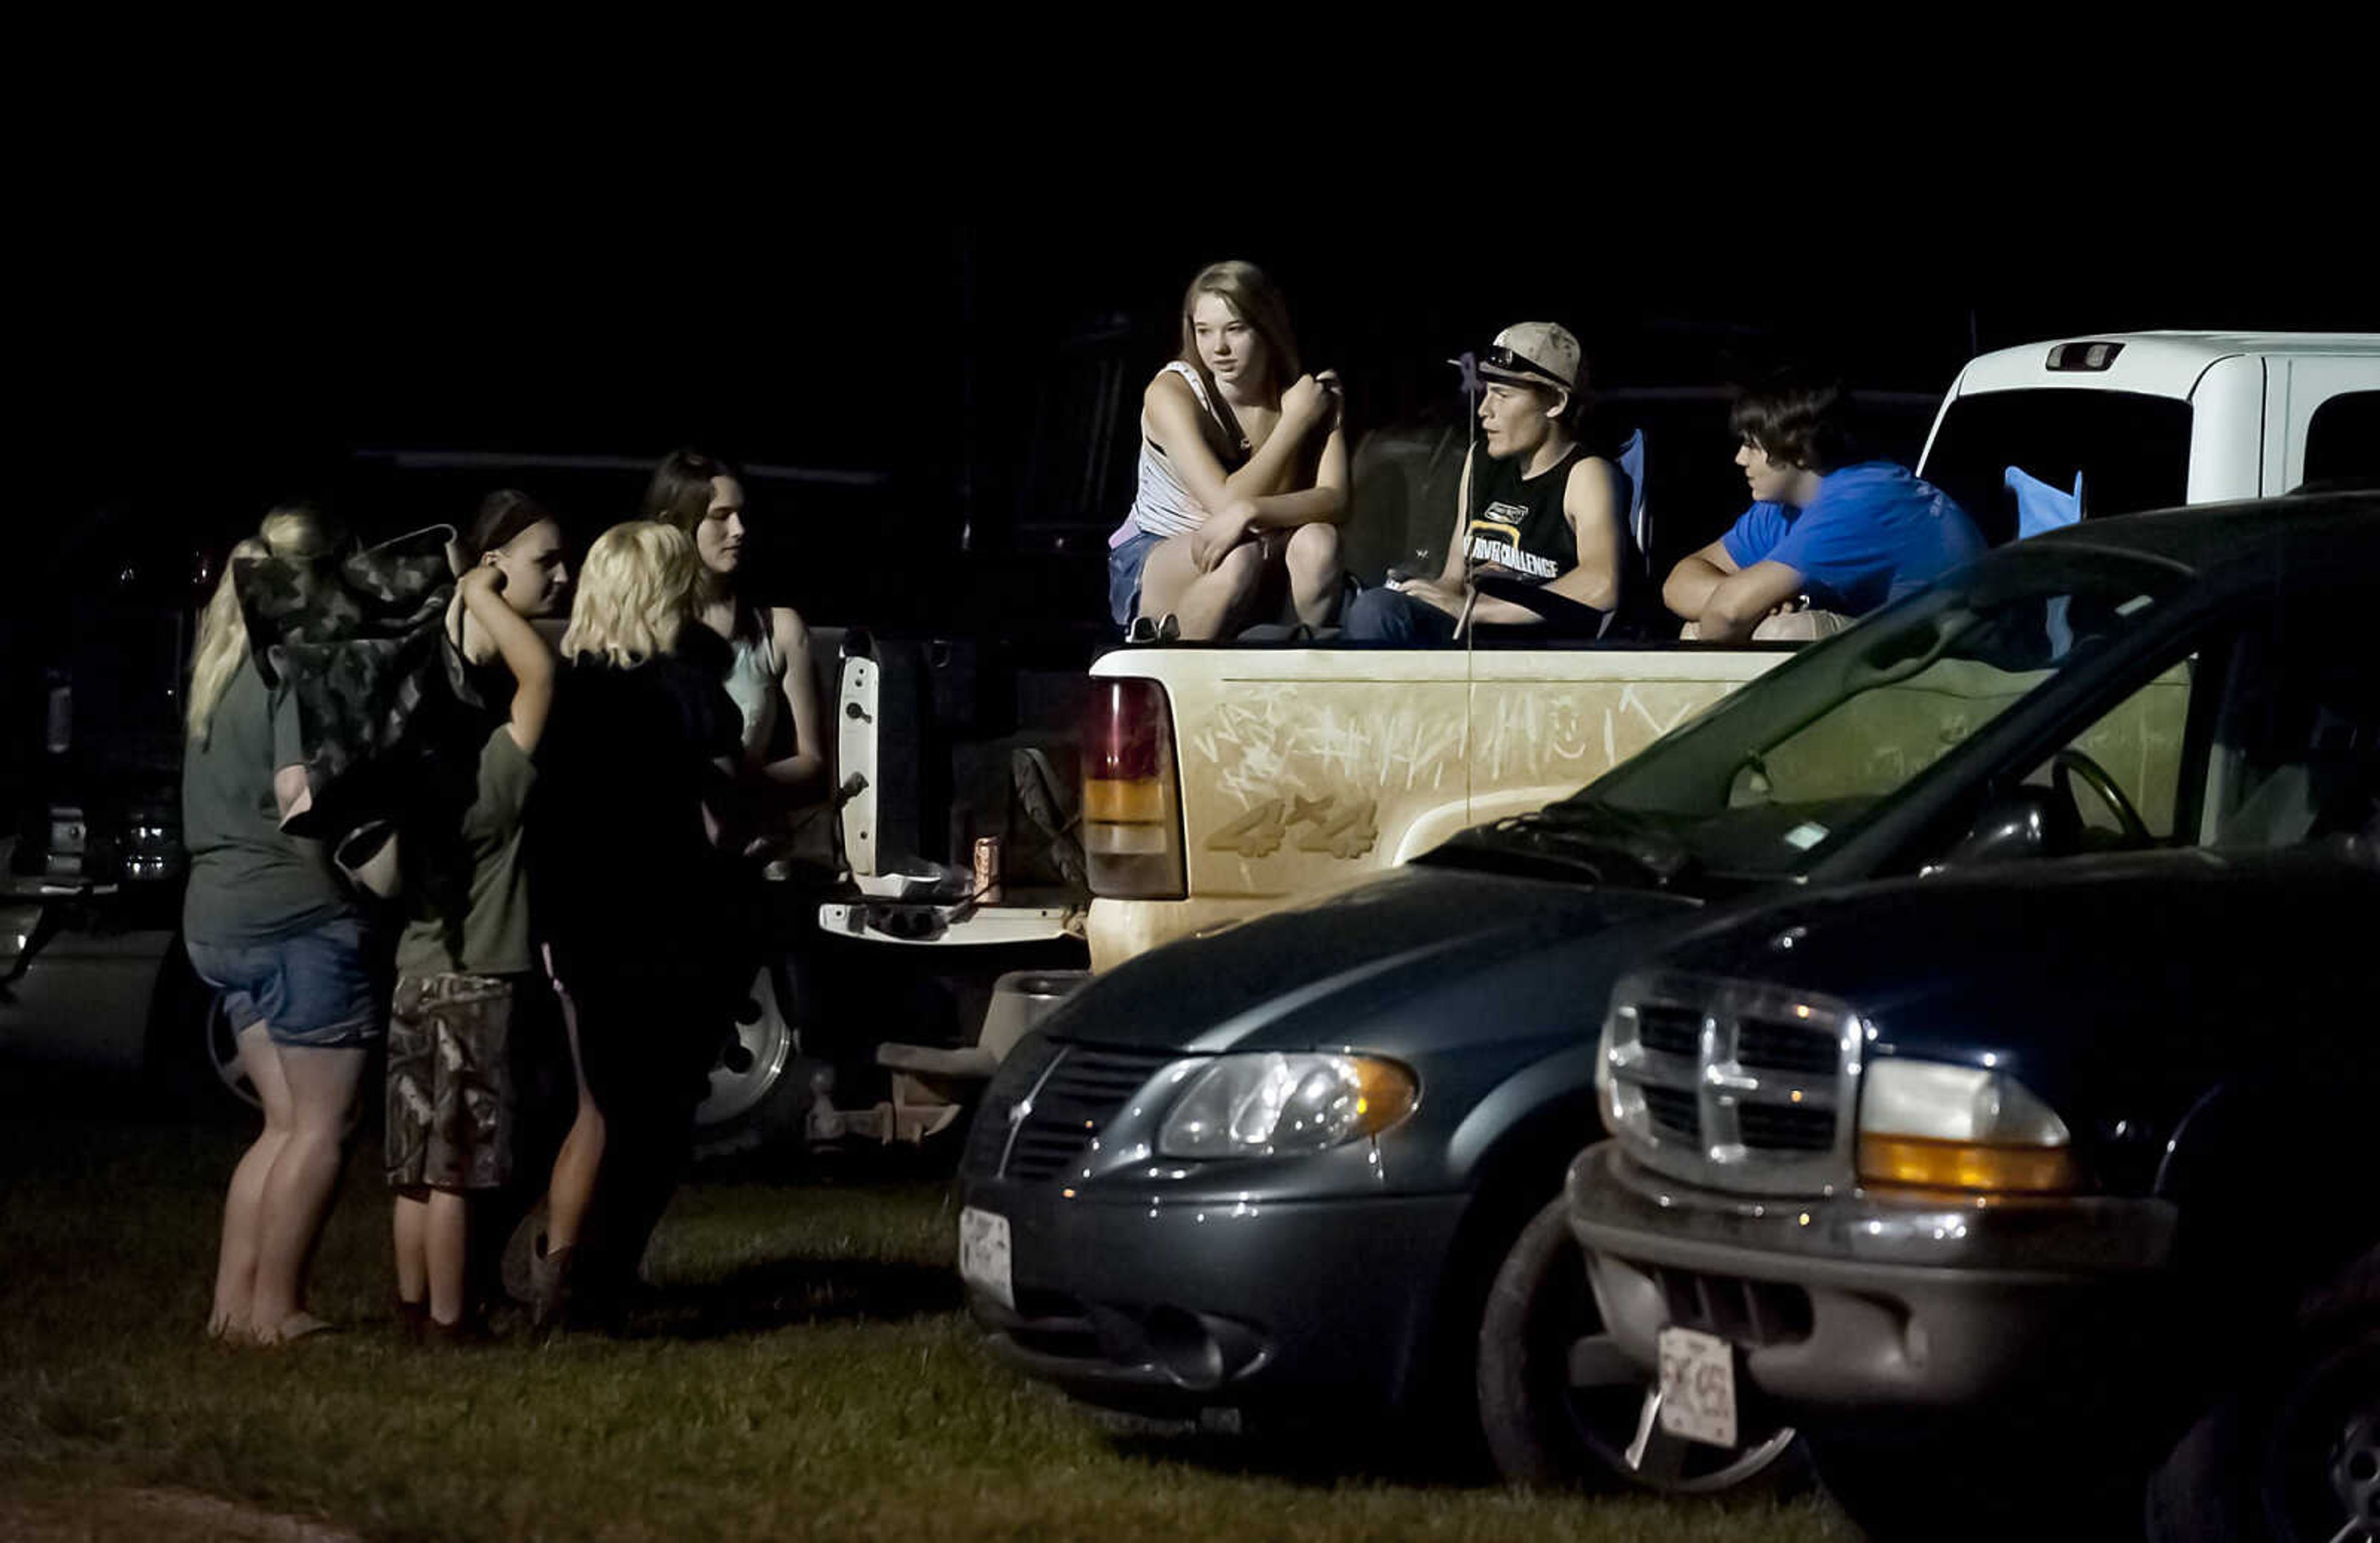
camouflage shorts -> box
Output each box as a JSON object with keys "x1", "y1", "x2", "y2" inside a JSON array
[{"x1": 384, "y1": 973, "x2": 514, "y2": 1192}]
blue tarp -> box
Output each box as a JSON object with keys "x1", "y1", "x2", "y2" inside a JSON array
[{"x1": 2008, "y1": 465, "x2": 2084, "y2": 539}]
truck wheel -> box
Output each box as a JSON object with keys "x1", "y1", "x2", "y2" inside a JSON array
[
  {"x1": 143, "y1": 932, "x2": 261, "y2": 1120},
  {"x1": 198, "y1": 994, "x2": 260, "y2": 1113},
  {"x1": 690, "y1": 960, "x2": 815, "y2": 1159},
  {"x1": 1476, "y1": 1196, "x2": 1805, "y2": 1493},
  {"x1": 2146, "y1": 1250, "x2": 2380, "y2": 1543}
]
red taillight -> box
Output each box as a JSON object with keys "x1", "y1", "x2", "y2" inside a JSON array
[
  {"x1": 1090, "y1": 678, "x2": 1166, "y2": 781},
  {"x1": 1083, "y1": 676, "x2": 1184, "y2": 900}
]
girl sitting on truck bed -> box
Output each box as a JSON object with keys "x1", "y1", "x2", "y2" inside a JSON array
[{"x1": 1108, "y1": 260, "x2": 1350, "y2": 640}]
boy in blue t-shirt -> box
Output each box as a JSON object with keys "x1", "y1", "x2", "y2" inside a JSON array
[{"x1": 1664, "y1": 373, "x2": 1984, "y2": 642}]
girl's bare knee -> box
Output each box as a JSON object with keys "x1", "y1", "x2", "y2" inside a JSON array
[
  {"x1": 1287, "y1": 523, "x2": 1342, "y2": 578},
  {"x1": 286, "y1": 1089, "x2": 357, "y2": 1147},
  {"x1": 284, "y1": 1121, "x2": 345, "y2": 1158}
]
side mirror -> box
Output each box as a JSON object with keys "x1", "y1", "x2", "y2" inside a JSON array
[{"x1": 1939, "y1": 784, "x2": 2078, "y2": 868}]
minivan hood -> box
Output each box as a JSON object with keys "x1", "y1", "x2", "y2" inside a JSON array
[{"x1": 1044, "y1": 867, "x2": 1700, "y2": 1056}]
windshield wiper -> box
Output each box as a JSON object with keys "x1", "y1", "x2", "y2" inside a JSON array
[
  {"x1": 1461, "y1": 803, "x2": 1699, "y2": 889},
  {"x1": 1422, "y1": 828, "x2": 1620, "y2": 885}
]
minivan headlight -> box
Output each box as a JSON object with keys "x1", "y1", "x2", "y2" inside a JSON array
[
  {"x1": 1156, "y1": 1053, "x2": 1417, "y2": 1159},
  {"x1": 1858, "y1": 1058, "x2": 2077, "y2": 1193}
]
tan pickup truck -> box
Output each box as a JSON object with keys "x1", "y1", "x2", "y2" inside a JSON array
[{"x1": 1079, "y1": 330, "x2": 2380, "y2": 970}]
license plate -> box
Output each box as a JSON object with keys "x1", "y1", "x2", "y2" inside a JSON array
[
  {"x1": 1655, "y1": 1325, "x2": 1739, "y2": 1448},
  {"x1": 957, "y1": 1206, "x2": 1014, "y2": 1311}
]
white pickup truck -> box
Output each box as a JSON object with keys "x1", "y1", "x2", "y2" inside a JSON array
[
  {"x1": 1075, "y1": 330, "x2": 2380, "y2": 970},
  {"x1": 800, "y1": 330, "x2": 2374, "y2": 1150}
]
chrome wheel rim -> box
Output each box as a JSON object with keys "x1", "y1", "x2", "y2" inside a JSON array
[
  {"x1": 694, "y1": 965, "x2": 794, "y2": 1129},
  {"x1": 1567, "y1": 1330, "x2": 1800, "y2": 1493},
  {"x1": 2319, "y1": 1405, "x2": 2378, "y2": 1543}
]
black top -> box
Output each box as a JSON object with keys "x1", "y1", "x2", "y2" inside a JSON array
[
  {"x1": 530, "y1": 653, "x2": 742, "y2": 978},
  {"x1": 1461, "y1": 442, "x2": 1640, "y2": 616}
]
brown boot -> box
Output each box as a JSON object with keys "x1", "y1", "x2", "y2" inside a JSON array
[{"x1": 529, "y1": 1234, "x2": 576, "y2": 1332}]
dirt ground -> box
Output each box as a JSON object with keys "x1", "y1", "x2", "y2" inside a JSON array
[{"x1": 0, "y1": 1481, "x2": 360, "y2": 1543}]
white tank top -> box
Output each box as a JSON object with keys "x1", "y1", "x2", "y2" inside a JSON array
[
  {"x1": 1122, "y1": 361, "x2": 1246, "y2": 542},
  {"x1": 722, "y1": 615, "x2": 780, "y2": 762}
]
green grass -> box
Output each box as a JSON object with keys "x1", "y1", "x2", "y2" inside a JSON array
[{"x1": 0, "y1": 1108, "x2": 1856, "y2": 1541}]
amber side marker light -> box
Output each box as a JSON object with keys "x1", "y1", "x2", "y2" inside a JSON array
[
  {"x1": 1857, "y1": 1134, "x2": 2079, "y2": 1195},
  {"x1": 1355, "y1": 1057, "x2": 1419, "y2": 1130}
]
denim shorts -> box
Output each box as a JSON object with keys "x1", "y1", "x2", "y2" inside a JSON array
[
  {"x1": 186, "y1": 915, "x2": 382, "y2": 1049},
  {"x1": 1108, "y1": 529, "x2": 1166, "y2": 629}
]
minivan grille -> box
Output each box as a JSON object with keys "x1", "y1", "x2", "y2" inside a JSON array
[
  {"x1": 960, "y1": 1040, "x2": 1173, "y2": 1183},
  {"x1": 1601, "y1": 975, "x2": 1862, "y2": 1195},
  {"x1": 962, "y1": 1032, "x2": 1063, "y2": 1175}
]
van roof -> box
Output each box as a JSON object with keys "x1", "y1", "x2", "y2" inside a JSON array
[{"x1": 1958, "y1": 331, "x2": 2380, "y2": 400}]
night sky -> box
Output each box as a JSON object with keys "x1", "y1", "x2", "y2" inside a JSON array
[{"x1": 21, "y1": 133, "x2": 2374, "y2": 671}]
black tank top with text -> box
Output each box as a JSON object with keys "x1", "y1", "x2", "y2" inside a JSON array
[{"x1": 1463, "y1": 443, "x2": 1641, "y2": 581}]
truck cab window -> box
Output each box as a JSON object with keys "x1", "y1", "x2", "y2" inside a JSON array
[
  {"x1": 1919, "y1": 389, "x2": 2192, "y2": 546},
  {"x1": 2301, "y1": 390, "x2": 2380, "y2": 486}
]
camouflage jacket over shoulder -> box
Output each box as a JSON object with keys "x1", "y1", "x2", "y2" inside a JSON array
[{"x1": 236, "y1": 524, "x2": 480, "y2": 838}]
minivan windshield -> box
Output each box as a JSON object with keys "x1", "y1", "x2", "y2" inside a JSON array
[{"x1": 1527, "y1": 550, "x2": 2187, "y2": 879}]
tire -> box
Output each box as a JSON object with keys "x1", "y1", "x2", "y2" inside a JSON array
[
  {"x1": 143, "y1": 932, "x2": 262, "y2": 1120},
  {"x1": 690, "y1": 960, "x2": 816, "y2": 1159},
  {"x1": 2146, "y1": 1250, "x2": 2380, "y2": 1543},
  {"x1": 1476, "y1": 1196, "x2": 1806, "y2": 1493}
]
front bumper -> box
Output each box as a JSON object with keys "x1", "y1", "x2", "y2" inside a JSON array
[
  {"x1": 1566, "y1": 1140, "x2": 2180, "y2": 1415},
  {"x1": 959, "y1": 1171, "x2": 1470, "y2": 1418}
]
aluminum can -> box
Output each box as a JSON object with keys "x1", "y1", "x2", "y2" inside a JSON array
[{"x1": 972, "y1": 836, "x2": 1004, "y2": 905}]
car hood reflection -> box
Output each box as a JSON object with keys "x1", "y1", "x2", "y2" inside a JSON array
[{"x1": 1048, "y1": 867, "x2": 1700, "y2": 1056}]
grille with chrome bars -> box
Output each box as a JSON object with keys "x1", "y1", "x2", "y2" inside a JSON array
[{"x1": 1600, "y1": 973, "x2": 1866, "y2": 1197}]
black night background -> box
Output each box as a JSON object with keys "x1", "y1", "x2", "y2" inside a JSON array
[{"x1": 4, "y1": 108, "x2": 2373, "y2": 1537}]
